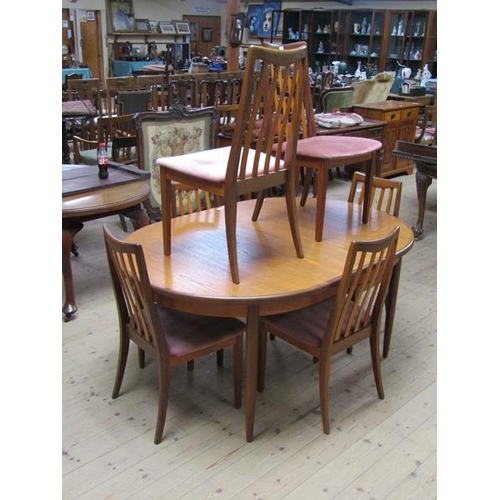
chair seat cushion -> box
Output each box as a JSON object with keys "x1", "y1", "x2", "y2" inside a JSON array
[
  {"x1": 156, "y1": 145, "x2": 285, "y2": 188},
  {"x1": 156, "y1": 306, "x2": 244, "y2": 359},
  {"x1": 294, "y1": 136, "x2": 382, "y2": 163}
]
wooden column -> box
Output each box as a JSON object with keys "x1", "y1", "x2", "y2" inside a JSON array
[{"x1": 226, "y1": 0, "x2": 240, "y2": 71}]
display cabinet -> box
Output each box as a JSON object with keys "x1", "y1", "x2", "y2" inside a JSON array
[{"x1": 278, "y1": 9, "x2": 437, "y2": 78}]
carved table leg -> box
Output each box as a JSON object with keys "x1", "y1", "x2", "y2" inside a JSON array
[
  {"x1": 62, "y1": 221, "x2": 84, "y2": 321},
  {"x1": 121, "y1": 204, "x2": 150, "y2": 230},
  {"x1": 411, "y1": 167, "x2": 433, "y2": 239}
]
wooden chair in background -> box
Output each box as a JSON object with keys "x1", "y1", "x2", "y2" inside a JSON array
[
  {"x1": 135, "y1": 74, "x2": 165, "y2": 90},
  {"x1": 133, "y1": 104, "x2": 220, "y2": 222},
  {"x1": 315, "y1": 86, "x2": 354, "y2": 113},
  {"x1": 116, "y1": 89, "x2": 152, "y2": 115},
  {"x1": 347, "y1": 171, "x2": 403, "y2": 357},
  {"x1": 157, "y1": 44, "x2": 310, "y2": 284},
  {"x1": 105, "y1": 76, "x2": 135, "y2": 116},
  {"x1": 68, "y1": 78, "x2": 103, "y2": 116},
  {"x1": 257, "y1": 226, "x2": 400, "y2": 434},
  {"x1": 103, "y1": 225, "x2": 244, "y2": 445}
]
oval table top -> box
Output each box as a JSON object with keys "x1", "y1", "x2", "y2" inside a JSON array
[{"x1": 126, "y1": 197, "x2": 414, "y2": 317}]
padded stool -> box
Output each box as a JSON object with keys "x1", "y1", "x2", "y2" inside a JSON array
[{"x1": 295, "y1": 136, "x2": 382, "y2": 241}]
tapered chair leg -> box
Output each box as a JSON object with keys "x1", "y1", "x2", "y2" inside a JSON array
[
  {"x1": 224, "y1": 197, "x2": 240, "y2": 284},
  {"x1": 318, "y1": 357, "x2": 331, "y2": 434},
  {"x1": 154, "y1": 361, "x2": 170, "y2": 445},
  {"x1": 370, "y1": 331, "x2": 385, "y2": 400},
  {"x1": 112, "y1": 335, "x2": 130, "y2": 399}
]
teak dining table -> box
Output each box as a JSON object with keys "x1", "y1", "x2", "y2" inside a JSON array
[{"x1": 126, "y1": 197, "x2": 414, "y2": 442}]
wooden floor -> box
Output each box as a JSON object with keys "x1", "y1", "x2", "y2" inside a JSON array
[{"x1": 62, "y1": 171, "x2": 437, "y2": 499}]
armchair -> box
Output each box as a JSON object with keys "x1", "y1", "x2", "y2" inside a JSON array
[{"x1": 351, "y1": 71, "x2": 395, "y2": 105}]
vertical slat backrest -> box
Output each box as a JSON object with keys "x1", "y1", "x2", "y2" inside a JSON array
[
  {"x1": 103, "y1": 226, "x2": 168, "y2": 356},
  {"x1": 348, "y1": 172, "x2": 402, "y2": 217},
  {"x1": 323, "y1": 227, "x2": 399, "y2": 349},
  {"x1": 68, "y1": 78, "x2": 103, "y2": 116},
  {"x1": 227, "y1": 44, "x2": 308, "y2": 186}
]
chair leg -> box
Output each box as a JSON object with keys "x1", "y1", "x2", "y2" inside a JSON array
[
  {"x1": 119, "y1": 214, "x2": 128, "y2": 232},
  {"x1": 187, "y1": 360, "x2": 194, "y2": 371},
  {"x1": 154, "y1": 362, "x2": 170, "y2": 445},
  {"x1": 217, "y1": 349, "x2": 224, "y2": 367},
  {"x1": 284, "y1": 182, "x2": 304, "y2": 259},
  {"x1": 233, "y1": 337, "x2": 243, "y2": 408},
  {"x1": 300, "y1": 168, "x2": 314, "y2": 207},
  {"x1": 112, "y1": 335, "x2": 130, "y2": 399},
  {"x1": 318, "y1": 357, "x2": 331, "y2": 434},
  {"x1": 370, "y1": 331, "x2": 385, "y2": 400},
  {"x1": 138, "y1": 347, "x2": 145, "y2": 368},
  {"x1": 224, "y1": 196, "x2": 240, "y2": 284}
]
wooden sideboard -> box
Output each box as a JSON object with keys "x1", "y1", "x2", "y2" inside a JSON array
[{"x1": 353, "y1": 100, "x2": 419, "y2": 177}]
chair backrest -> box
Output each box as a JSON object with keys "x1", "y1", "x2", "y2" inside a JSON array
[
  {"x1": 165, "y1": 78, "x2": 196, "y2": 107},
  {"x1": 103, "y1": 225, "x2": 166, "y2": 358},
  {"x1": 116, "y1": 90, "x2": 152, "y2": 115},
  {"x1": 325, "y1": 226, "x2": 399, "y2": 351},
  {"x1": 105, "y1": 76, "x2": 135, "y2": 115},
  {"x1": 68, "y1": 78, "x2": 103, "y2": 116},
  {"x1": 317, "y1": 87, "x2": 354, "y2": 113},
  {"x1": 226, "y1": 44, "x2": 309, "y2": 189},
  {"x1": 350, "y1": 71, "x2": 395, "y2": 105},
  {"x1": 135, "y1": 74, "x2": 165, "y2": 90},
  {"x1": 133, "y1": 103, "x2": 219, "y2": 209},
  {"x1": 63, "y1": 72, "x2": 83, "y2": 92},
  {"x1": 261, "y1": 41, "x2": 316, "y2": 139},
  {"x1": 347, "y1": 171, "x2": 402, "y2": 217},
  {"x1": 172, "y1": 183, "x2": 221, "y2": 217}
]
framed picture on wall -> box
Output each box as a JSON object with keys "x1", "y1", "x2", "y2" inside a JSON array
[
  {"x1": 190, "y1": 22, "x2": 199, "y2": 42},
  {"x1": 109, "y1": 0, "x2": 135, "y2": 32},
  {"x1": 202, "y1": 27, "x2": 213, "y2": 42},
  {"x1": 246, "y1": 2, "x2": 281, "y2": 38}
]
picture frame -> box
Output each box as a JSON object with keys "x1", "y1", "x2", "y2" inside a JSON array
[
  {"x1": 109, "y1": 0, "x2": 135, "y2": 32},
  {"x1": 202, "y1": 27, "x2": 213, "y2": 42},
  {"x1": 174, "y1": 21, "x2": 191, "y2": 35},
  {"x1": 190, "y1": 22, "x2": 199, "y2": 42},
  {"x1": 158, "y1": 21, "x2": 176, "y2": 34},
  {"x1": 135, "y1": 18, "x2": 151, "y2": 33},
  {"x1": 230, "y1": 13, "x2": 245, "y2": 45},
  {"x1": 246, "y1": 2, "x2": 281, "y2": 38},
  {"x1": 149, "y1": 20, "x2": 158, "y2": 33}
]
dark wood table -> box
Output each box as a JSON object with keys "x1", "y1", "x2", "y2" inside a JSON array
[
  {"x1": 62, "y1": 163, "x2": 150, "y2": 320},
  {"x1": 391, "y1": 141, "x2": 437, "y2": 239},
  {"x1": 126, "y1": 197, "x2": 414, "y2": 441},
  {"x1": 62, "y1": 100, "x2": 98, "y2": 163}
]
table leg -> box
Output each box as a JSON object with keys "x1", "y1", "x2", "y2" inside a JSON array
[
  {"x1": 245, "y1": 304, "x2": 259, "y2": 442},
  {"x1": 62, "y1": 120, "x2": 71, "y2": 164},
  {"x1": 412, "y1": 167, "x2": 433, "y2": 239},
  {"x1": 62, "y1": 221, "x2": 83, "y2": 320},
  {"x1": 314, "y1": 165, "x2": 329, "y2": 242},
  {"x1": 383, "y1": 258, "x2": 402, "y2": 358},
  {"x1": 121, "y1": 204, "x2": 150, "y2": 230},
  {"x1": 362, "y1": 153, "x2": 376, "y2": 224}
]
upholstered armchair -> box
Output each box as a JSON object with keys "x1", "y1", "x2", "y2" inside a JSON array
[{"x1": 350, "y1": 72, "x2": 395, "y2": 105}]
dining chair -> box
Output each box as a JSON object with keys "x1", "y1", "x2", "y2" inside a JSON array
[
  {"x1": 261, "y1": 41, "x2": 382, "y2": 243},
  {"x1": 315, "y1": 86, "x2": 354, "y2": 114},
  {"x1": 135, "y1": 74, "x2": 165, "y2": 90},
  {"x1": 67, "y1": 77, "x2": 103, "y2": 116},
  {"x1": 105, "y1": 76, "x2": 135, "y2": 116},
  {"x1": 258, "y1": 226, "x2": 400, "y2": 434},
  {"x1": 157, "y1": 44, "x2": 309, "y2": 284},
  {"x1": 133, "y1": 103, "x2": 220, "y2": 222},
  {"x1": 347, "y1": 171, "x2": 403, "y2": 358},
  {"x1": 103, "y1": 225, "x2": 244, "y2": 445},
  {"x1": 116, "y1": 90, "x2": 152, "y2": 115}
]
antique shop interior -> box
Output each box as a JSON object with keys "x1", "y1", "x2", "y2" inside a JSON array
[{"x1": 47, "y1": 0, "x2": 491, "y2": 498}]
